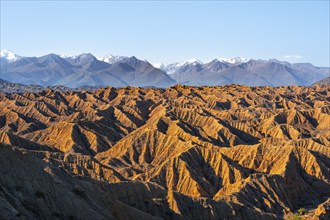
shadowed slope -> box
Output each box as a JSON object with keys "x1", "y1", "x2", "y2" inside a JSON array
[{"x1": 0, "y1": 85, "x2": 329, "y2": 219}]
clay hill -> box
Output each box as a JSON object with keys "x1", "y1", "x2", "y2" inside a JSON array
[{"x1": 0, "y1": 84, "x2": 329, "y2": 219}]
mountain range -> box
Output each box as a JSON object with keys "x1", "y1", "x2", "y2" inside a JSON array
[
  {"x1": 1, "y1": 50, "x2": 329, "y2": 88},
  {"x1": 0, "y1": 79, "x2": 100, "y2": 93}
]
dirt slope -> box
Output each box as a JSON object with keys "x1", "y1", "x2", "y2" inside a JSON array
[{"x1": 0, "y1": 85, "x2": 329, "y2": 219}]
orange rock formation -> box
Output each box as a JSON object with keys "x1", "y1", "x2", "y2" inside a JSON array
[{"x1": 0, "y1": 84, "x2": 329, "y2": 219}]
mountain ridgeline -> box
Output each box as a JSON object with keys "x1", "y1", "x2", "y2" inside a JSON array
[
  {"x1": 0, "y1": 85, "x2": 329, "y2": 219},
  {"x1": 0, "y1": 53, "x2": 175, "y2": 88},
  {"x1": 1, "y1": 51, "x2": 329, "y2": 88}
]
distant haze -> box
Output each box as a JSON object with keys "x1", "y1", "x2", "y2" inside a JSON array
[
  {"x1": 0, "y1": 1, "x2": 329, "y2": 66},
  {"x1": 1, "y1": 51, "x2": 329, "y2": 88}
]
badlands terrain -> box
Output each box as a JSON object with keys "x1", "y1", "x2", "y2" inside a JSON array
[{"x1": 0, "y1": 84, "x2": 329, "y2": 219}]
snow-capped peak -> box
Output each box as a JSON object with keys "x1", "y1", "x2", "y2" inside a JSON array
[
  {"x1": 60, "y1": 54, "x2": 79, "y2": 59},
  {"x1": 174, "y1": 59, "x2": 203, "y2": 68},
  {"x1": 218, "y1": 57, "x2": 249, "y2": 64},
  {"x1": 187, "y1": 58, "x2": 203, "y2": 65},
  {"x1": 0, "y1": 49, "x2": 22, "y2": 62},
  {"x1": 152, "y1": 62, "x2": 166, "y2": 70},
  {"x1": 97, "y1": 54, "x2": 126, "y2": 64}
]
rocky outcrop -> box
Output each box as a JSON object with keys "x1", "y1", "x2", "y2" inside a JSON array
[
  {"x1": 0, "y1": 85, "x2": 329, "y2": 219},
  {"x1": 315, "y1": 198, "x2": 330, "y2": 219}
]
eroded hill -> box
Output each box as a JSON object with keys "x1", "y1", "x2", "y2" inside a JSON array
[{"x1": 0, "y1": 85, "x2": 329, "y2": 219}]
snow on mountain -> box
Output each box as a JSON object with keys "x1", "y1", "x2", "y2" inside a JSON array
[
  {"x1": 152, "y1": 62, "x2": 167, "y2": 71},
  {"x1": 218, "y1": 57, "x2": 250, "y2": 64},
  {"x1": 0, "y1": 50, "x2": 22, "y2": 62},
  {"x1": 186, "y1": 59, "x2": 203, "y2": 65},
  {"x1": 152, "y1": 59, "x2": 204, "y2": 74},
  {"x1": 1, "y1": 50, "x2": 329, "y2": 87},
  {"x1": 97, "y1": 54, "x2": 126, "y2": 64},
  {"x1": 162, "y1": 62, "x2": 178, "y2": 74},
  {"x1": 60, "y1": 53, "x2": 126, "y2": 64},
  {"x1": 175, "y1": 59, "x2": 203, "y2": 67},
  {"x1": 158, "y1": 59, "x2": 204, "y2": 75},
  {"x1": 60, "y1": 54, "x2": 79, "y2": 59}
]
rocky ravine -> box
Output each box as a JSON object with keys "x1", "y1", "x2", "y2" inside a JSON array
[{"x1": 0, "y1": 85, "x2": 329, "y2": 220}]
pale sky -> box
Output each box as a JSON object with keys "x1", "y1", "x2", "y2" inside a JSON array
[{"x1": 1, "y1": 1, "x2": 329, "y2": 66}]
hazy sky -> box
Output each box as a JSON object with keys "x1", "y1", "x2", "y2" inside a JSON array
[{"x1": 1, "y1": 1, "x2": 329, "y2": 66}]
